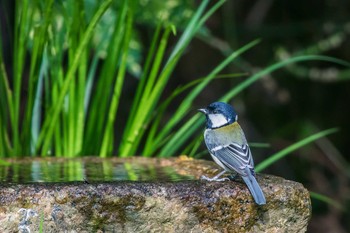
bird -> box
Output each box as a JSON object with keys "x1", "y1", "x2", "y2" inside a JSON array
[{"x1": 198, "y1": 101, "x2": 266, "y2": 205}]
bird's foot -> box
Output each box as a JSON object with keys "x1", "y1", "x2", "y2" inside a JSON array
[
  {"x1": 201, "y1": 175, "x2": 230, "y2": 181},
  {"x1": 200, "y1": 175, "x2": 229, "y2": 182},
  {"x1": 201, "y1": 170, "x2": 229, "y2": 181}
]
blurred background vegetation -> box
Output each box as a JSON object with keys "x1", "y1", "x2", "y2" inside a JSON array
[{"x1": 0, "y1": 0, "x2": 349, "y2": 232}]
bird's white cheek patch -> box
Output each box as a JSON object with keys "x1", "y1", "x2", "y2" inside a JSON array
[{"x1": 208, "y1": 114, "x2": 229, "y2": 128}]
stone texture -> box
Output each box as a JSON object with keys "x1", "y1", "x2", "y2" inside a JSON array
[{"x1": 0, "y1": 157, "x2": 311, "y2": 232}]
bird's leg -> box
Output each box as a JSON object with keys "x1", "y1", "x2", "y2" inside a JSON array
[{"x1": 201, "y1": 170, "x2": 229, "y2": 181}]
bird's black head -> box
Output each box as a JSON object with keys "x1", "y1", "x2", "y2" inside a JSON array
[{"x1": 198, "y1": 102, "x2": 238, "y2": 129}]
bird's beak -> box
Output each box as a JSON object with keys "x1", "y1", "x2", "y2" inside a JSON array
[{"x1": 198, "y1": 108, "x2": 208, "y2": 114}]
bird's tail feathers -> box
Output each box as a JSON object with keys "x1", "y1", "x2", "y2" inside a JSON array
[{"x1": 242, "y1": 170, "x2": 266, "y2": 205}]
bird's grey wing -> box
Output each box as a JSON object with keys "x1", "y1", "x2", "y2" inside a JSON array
[{"x1": 210, "y1": 143, "x2": 254, "y2": 176}]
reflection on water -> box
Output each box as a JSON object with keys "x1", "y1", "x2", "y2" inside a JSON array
[{"x1": 0, "y1": 159, "x2": 194, "y2": 183}]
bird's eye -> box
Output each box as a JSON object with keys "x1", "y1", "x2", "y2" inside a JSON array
[{"x1": 212, "y1": 110, "x2": 218, "y2": 114}]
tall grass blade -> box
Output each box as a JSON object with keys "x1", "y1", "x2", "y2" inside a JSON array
[
  {"x1": 255, "y1": 128, "x2": 339, "y2": 172},
  {"x1": 220, "y1": 55, "x2": 350, "y2": 102},
  {"x1": 159, "y1": 40, "x2": 260, "y2": 156},
  {"x1": 124, "y1": 23, "x2": 162, "y2": 137},
  {"x1": 119, "y1": 26, "x2": 174, "y2": 157},
  {"x1": 21, "y1": 0, "x2": 55, "y2": 155},
  {"x1": 309, "y1": 191, "x2": 344, "y2": 211},
  {"x1": 31, "y1": 52, "x2": 48, "y2": 154},
  {"x1": 143, "y1": 75, "x2": 230, "y2": 155},
  {"x1": 84, "y1": 0, "x2": 127, "y2": 155},
  {"x1": 161, "y1": 40, "x2": 259, "y2": 144},
  {"x1": 166, "y1": 0, "x2": 211, "y2": 63},
  {"x1": 99, "y1": 6, "x2": 134, "y2": 157},
  {"x1": 84, "y1": 54, "x2": 99, "y2": 113},
  {"x1": 119, "y1": 0, "x2": 226, "y2": 157},
  {"x1": 12, "y1": 0, "x2": 31, "y2": 155},
  {"x1": 0, "y1": 40, "x2": 13, "y2": 155},
  {"x1": 37, "y1": 0, "x2": 112, "y2": 155},
  {"x1": 159, "y1": 115, "x2": 203, "y2": 157},
  {"x1": 161, "y1": 55, "x2": 350, "y2": 157}
]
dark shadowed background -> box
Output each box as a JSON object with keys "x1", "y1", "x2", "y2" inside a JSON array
[{"x1": 164, "y1": 1, "x2": 350, "y2": 232}]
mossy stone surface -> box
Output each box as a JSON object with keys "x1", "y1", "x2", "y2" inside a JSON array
[{"x1": 0, "y1": 156, "x2": 311, "y2": 232}]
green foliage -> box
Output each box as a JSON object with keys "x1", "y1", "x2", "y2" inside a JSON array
[
  {"x1": 0, "y1": 0, "x2": 229, "y2": 157},
  {"x1": 1, "y1": 0, "x2": 349, "y2": 166},
  {"x1": 118, "y1": 0, "x2": 227, "y2": 157}
]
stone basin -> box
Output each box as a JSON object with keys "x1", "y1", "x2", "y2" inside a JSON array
[{"x1": 0, "y1": 156, "x2": 311, "y2": 232}]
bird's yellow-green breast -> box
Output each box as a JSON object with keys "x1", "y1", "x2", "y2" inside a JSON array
[{"x1": 206, "y1": 121, "x2": 247, "y2": 145}]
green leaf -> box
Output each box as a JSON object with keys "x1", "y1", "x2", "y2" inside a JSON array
[{"x1": 255, "y1": 128, "x2": 339, "y2": 172}]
